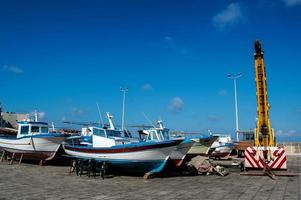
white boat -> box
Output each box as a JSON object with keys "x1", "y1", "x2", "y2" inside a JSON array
[
  {"x1": 0, "y1": 120, "x2": 67, "y2": 161},
  {"x1": 209, "y1": 134, "x2": 234, "y2": 158},
  {"x1": 71, "y1": 112, "x2": 137, "y2": 146},
  {"x1": 63, "y1": 114, "x2": 181, "y2": 174},
  {"x1": 185, "y1": 135, "x2": 218, "y2": 158},
  {"x1": 137, "y1": 120, "x2": 194, "y2": 167}
]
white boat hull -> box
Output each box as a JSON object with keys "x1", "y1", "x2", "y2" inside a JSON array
[
  {"x1": 169, "y1": 139, "x2": 195, "y2": 166},
  {"x1": 0, "y1": 134, "x2": 66, "y2": 160},
  {"x1": 64, "y1": 145, "x2": 175, "y2": 161},
  {"x1": 63, "y1": 141, "x2": 181, "y2": 173}
]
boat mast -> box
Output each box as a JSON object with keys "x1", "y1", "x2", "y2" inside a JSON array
[
  {"x1": 34, "y1": 110, "x2": 38, "y2": 122},
  {"x1": 96, "y1": 102, "x2": 104, "y2": 127},
  {"x1": 0, "y1": 103, "x2": 3, "y2": 127}
]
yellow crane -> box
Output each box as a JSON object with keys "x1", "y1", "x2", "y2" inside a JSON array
[
  {"x1": 244, "y1": 41, "x2": 287, "y2": 171},
  {"x1": 253, "y1": 40, "x2": 275, "y2": 147}
]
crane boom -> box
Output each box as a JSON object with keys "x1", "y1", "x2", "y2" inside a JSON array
[
  {"x1": 254, "y1": 40, "x2": 275, "y2": 147},
  {"x1": 244, "y1": 40, "x2": 287, "y2": 171}
]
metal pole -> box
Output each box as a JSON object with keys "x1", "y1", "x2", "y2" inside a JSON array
[
  {"x1": 121, "y1": 87, "x2": 128, "y2": 131},
  {"x1": 228, "y1": 73, "x2": 242, "y2": 141},
  {"x1": 0, "y1": 103, "x2": 2, "y2": 127},
  {"x1": 234, "y1": 79, "x2": 239, "y2": 141}
]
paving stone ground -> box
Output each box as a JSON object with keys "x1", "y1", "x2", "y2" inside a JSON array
[{"x1": 0, "y1": 156, "x2": 300, "y2": 200}]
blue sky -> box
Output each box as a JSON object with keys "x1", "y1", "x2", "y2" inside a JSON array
[{"x1": 0, "y1": 0, "x2": 300, "y2": 141}]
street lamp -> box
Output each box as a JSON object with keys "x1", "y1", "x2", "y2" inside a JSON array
[
  {"x1": 227, "y1": 72, "x2": 242, "y2": 141},
  {"x1": 120, "y1": 87, "x2": 129, "y2": 131}
]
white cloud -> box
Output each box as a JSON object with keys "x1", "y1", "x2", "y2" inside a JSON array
[
  {"x1": 276, "y1": 129, "x2": 300, "y2": 137},
  {"x1": 283, "y1": 0, "x2": 301, "y2": 6},
  {"x1": 163, "y1": 36, "x2": 188, "y2": 55},
  {"x1": 168, "y1": 97, "x2": 184, "y2": 113},
  {"x1": 276, "y1": 129, "x2": 284, "y2": 136},
  {"x1": 141, "y1": 83, "x2": 153, "y2": 91},
  {"x1": 164, "y1": 36, "x2": 176, "y2": 49},
  {"x1": 213, "y1": 3, "x2": 243, "y2": 30},
  {"x1": 2, "y1": 65, "x2": 23, "y2": 74},
  {"x1": 38, "y1": 112, "x2": 45, "y2": 119},
  {"x1": 218, "y1": 89, "x2": 228, "y2": 96},
  {"x1": 30, "y1": 111, "x2": 45, "y2": 120}
]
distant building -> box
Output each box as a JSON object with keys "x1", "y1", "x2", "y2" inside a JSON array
[{"x1": 0, "y1": 112, "x2": 30, "y2": 129}]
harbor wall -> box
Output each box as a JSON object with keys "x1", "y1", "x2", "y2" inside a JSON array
[{"x1": 278, "y1": 142, "x2": 301, "y2": 154}]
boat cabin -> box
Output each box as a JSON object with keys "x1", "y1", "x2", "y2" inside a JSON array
[
  {"x1": 80, "y1": 126, "x2": 131, "y2": 148},
  {"x1": 138, "y1": 127, "x2": 170, "y2": 142},
  {"x1": 17, "y1": 121, "x2": 49, "y2": 138},
  {"x1": 83, "y1": 126, "x2": 123, "y2": 138}
]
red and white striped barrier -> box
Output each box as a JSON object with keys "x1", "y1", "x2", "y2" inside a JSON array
[{"x1": 244, "y1": 146, "x2": 287, "y2": 170}]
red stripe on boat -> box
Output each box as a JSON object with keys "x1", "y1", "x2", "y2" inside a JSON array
[{"x1": 65, "y1": 141, "x2": 180, "y2": 154}]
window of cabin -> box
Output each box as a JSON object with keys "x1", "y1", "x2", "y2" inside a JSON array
[
  {"x1": 31, "y1": 126, "x2": 40, "y2": 133},
  {"x1": 41, "y1": 127, "x2": 49, "y2": 133},
  {"x1": 161, "y1": 130, "x2": 170, "y2": 140},
  {"x1": 20, "y1": 126, "x2": 29, "y2": 135},
  {"x1": 150, "y1": 130, "x2": 158, "y2": 140},
  {"x1": 106, "y1": 130, "x2": 122, "y2": 137},
  {"x1": 93, "y1": 128, "x2": 106, "y2": 137}
]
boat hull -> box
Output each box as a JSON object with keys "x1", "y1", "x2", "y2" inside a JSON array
[
  {"x1": 186, "y1": 136, "x2": 217, "y2": 157},
  {"x1": 63, "y1": 141, "x2": 180, "y2": 174},
  {"x1": 169, "y1": 139, "x2": 195, "y2": 167},
  {"x1": 0, "y1": 134, "x2": 66, "y2": 161},
  {"x1": 209, "y1": 146, "x2": 234, "y2": 158}
]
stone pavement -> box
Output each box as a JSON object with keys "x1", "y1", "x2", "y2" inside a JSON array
[{"x1": 0, "y1": 156, "x2": 300, "y2": 200}]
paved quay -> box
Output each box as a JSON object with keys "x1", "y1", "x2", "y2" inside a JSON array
[{"x1": 0, "y1": 156, "x2": 300, "y2": 200}]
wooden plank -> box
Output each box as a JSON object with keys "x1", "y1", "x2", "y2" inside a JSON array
[
  {"x1": 240, "y1": 171, "x2": 299, "y2": 177},
  {"x1": 18, "y1": 154, "x2": 23, "y2": 165},
  {"x1": 0, "y1": 150, "x2": 5, "y2": 162},
  {"x1": 10, "y1": 152, "x2": 15, "y2": 165}
]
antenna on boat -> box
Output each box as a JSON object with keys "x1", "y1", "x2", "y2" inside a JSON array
[
  {"x1": 142, "y1": 112, "x2": 156, "y2": 128},
  {"x1": 34, "y1": 110, "x2": 38, "y2": 122},
  {"x1": 96, "y1": 102, "x2": 104, "y2": 127},
  {"x1": 106, "y1": 112, "x2": 115, "y2": 130},
  {"x1": 157, "y1": 116, "x2": 164, "y2": 129},
  {"x1": 51, "y1": 122, "x2": 56, "y2": 132},
  {"x1": 207, "y1": 129, "x2": 213, "y2": 136}
]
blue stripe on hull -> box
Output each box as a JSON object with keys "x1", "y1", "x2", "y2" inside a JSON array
[
  {"x1": 108, "y1": 159, "x2": 168, "y2": 174},
  {"x1": 65, "y1": 155, "x2": 168, "y2": 174}
]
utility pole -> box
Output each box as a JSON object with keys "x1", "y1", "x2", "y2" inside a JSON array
[
  {"x1": 228, "y1": 72, "x2": 242, "y2": 141},
  {"x1": 0, "y1": 102, "x2": 3, "y2": 127},
  {"x1": 120, "y1": 87, "x2": 129, "y2": 131}
]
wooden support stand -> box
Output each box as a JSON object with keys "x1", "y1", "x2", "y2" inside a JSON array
[
  {"x1": 0, "y1": 150, "x2": 6, "y2": 162},
  {"x1": 240, "y1": 171, "x2": 299, "y2": 177},
  {"x1": 7, "y1": 152, "x2": 24, "y2": 165}
]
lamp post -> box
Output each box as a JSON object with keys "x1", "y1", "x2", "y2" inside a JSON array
[
  {"x1": 227, "y1": 72, "x2": 242, "y2": 141},
  {"x1": 0, "y1": 103, "x2": 3, "y2": 127},
  {"x1": 120, "y1": 87, "x2": 129, "y2": 131}
]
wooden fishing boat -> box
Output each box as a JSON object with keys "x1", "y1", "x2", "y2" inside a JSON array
[{"x1": 0, "y1": 120, "x2": 67, "y2": 161}]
